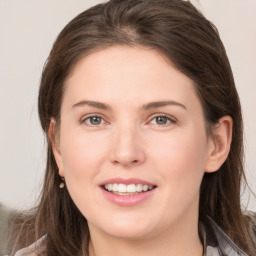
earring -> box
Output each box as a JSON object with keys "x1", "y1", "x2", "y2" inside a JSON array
[{"x1": 59, "y1": 177, "x2": 65, "y2": 188}]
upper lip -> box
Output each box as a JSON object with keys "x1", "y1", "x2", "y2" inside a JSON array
[{"x1": 99, "y1": 178, "x2": 156, "y2": 186}]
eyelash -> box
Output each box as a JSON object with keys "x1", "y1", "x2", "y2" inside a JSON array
[
  {"x1": 81, "y1": 114, "x2": 177, "y2": 127},
  {"x1": 148, "y1": 114, "x2": 177, "y2": 126},
  {"x1": 81, "y1": 114, "x2": 106, "y2": 126}
]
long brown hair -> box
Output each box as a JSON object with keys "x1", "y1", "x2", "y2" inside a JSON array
[{"x1": 9, "y1": 0, "x2": 255, "y2": 255}]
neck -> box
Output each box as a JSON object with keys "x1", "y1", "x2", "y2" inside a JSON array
[{"x1": 88, "y1": 217, "x2": 203, "y2": 256}]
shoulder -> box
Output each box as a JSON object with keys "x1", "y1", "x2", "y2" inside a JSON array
[
  {"x1": 207, "y1": 216, "x2": 251, "y2": 256},
  {"x1": 11, "y1": 236, "x2": 46, "y2": 256},
  {"x1": 0, "y1": 204, "x2": 10, "y2": 251},
  {"x1": 0, "y1": 204, "x2": 17, "y2": 255},
  {"x1": 245, "y1": 211, "x2": 256, "y2": 247}
]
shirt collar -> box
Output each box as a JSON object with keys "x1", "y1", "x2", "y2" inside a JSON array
[{"x1": 201, "y1": 216, "x2": 249, "y2": 256}]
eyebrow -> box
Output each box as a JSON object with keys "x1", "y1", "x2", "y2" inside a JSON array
[
  {"x1": 72, "y1": 100, "x2": 187, "y2": 111},
  {"x1": 72, "y1": 100, "x2": 110, "y2": 110},
  {"x1": 142, "y1": 101, "x2": 187, "y2": 111}
]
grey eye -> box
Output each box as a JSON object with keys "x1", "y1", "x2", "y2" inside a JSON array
[
  {"x1": 154, "y1": 116, "x2": 169, "y2": 125},
  {"x1": 86, "y1": 116, "x2": 103, "y2": 125}
]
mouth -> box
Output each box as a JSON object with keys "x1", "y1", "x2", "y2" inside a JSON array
[
  {"x1": 102, "y1": 183, "x2": 157, "y2": 196},
  {"x1": 99, "y1": 178, "x2": 157, "y2": 206}
]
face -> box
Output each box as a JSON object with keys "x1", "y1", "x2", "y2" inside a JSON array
[{"x1": 52, "y1": 46, "x2": 215, "y2": 240}]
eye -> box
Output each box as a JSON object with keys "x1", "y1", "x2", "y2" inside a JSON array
[
  {"x1": 83, "y1": 115, "x2": 105, "y2": 126},
  {"x1": 149, "y1": 115, "x2": 176, "y2": 126}
]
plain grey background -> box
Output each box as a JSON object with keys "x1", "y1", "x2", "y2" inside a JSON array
[{"x1": 0, "y1": 0, "x2": 255, "y2": 211}]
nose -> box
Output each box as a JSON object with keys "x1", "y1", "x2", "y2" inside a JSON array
[{"x1": 109, "y1": 124, "x2": 146, "y2": 167}]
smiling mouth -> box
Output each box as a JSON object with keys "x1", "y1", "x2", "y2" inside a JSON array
[{"x1": 102, "y1": 183, "x2": 157, "y2": 195}]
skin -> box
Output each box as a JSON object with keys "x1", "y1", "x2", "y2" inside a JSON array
[{"x1": 50, "y1": 46, "x2": 232, "y2": 256}]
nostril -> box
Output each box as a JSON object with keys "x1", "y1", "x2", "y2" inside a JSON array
[{"x1": 112, "y1": 158, "x2": 140, "y2": 165}]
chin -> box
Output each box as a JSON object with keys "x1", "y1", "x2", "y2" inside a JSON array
[
  {"x1": 93, "y1": 213, "x2": 160, "y2": 240},
  {"x1": 105, "y1": 225, "x2": 155, "y2": 240}
]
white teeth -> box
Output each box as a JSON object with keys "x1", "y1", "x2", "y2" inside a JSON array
[
  {"x1": 142, "y1": 185, "x2": 148, "y2": 191},
  {"x1": 118, "y1": 184, "x2": 127, "y2": 193},
  {"x1": 104, "y1": 183, "x2": 155, "y2": 193},
  {"x1": 107, "y1": 184, "x2": 113, "y2": 191},
  {"x1": 127, "y1": 184, "x2": 136, "y2": 193},
  {"x1": 136, "y1": 184, "x2": 143, "y2": 192},
  {"x1": 112, "y1": 183, "x2": 118, "y2": 192}
]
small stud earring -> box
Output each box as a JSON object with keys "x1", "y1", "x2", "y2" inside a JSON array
[{"x1": 59, "y1": 177, "x2": 65, "y2": 188}]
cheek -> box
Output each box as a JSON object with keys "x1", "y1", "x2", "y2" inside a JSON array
[
  {"x1": 58, "y1": 130, "x2": 110, "y2": 216},
  {"x1": 149, "y1": 128, "x2": 208, "y2": 193},
  {"x1": 146, "y1": 131, "x2": 208, "y2": 227},
  {"x1": 58, "y1": 128, "x2": 111, "y2": 195},
  {"x1": 151, "y1": 126, "x2": 207, "y2": 164}
]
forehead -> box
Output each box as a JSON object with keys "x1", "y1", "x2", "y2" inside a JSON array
[{"x1": 63, "y1": 45, "x2": 201, "y2": 112}]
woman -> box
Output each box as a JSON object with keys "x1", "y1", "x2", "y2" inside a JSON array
[{"x1": 6, "y1": 0, "x2": 256, "y2": 255}]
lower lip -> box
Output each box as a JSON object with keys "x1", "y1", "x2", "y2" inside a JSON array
[{"x1": 100, "y1": 187, "x2": 156, "y2": 207}]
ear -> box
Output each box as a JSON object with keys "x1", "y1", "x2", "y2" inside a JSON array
[
  {"x1": 48, "y1": 119, "x2": 64, "y2": 177},
  {"x1": 205, "y1": 116, "x2": 233, "y2": 173}
]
